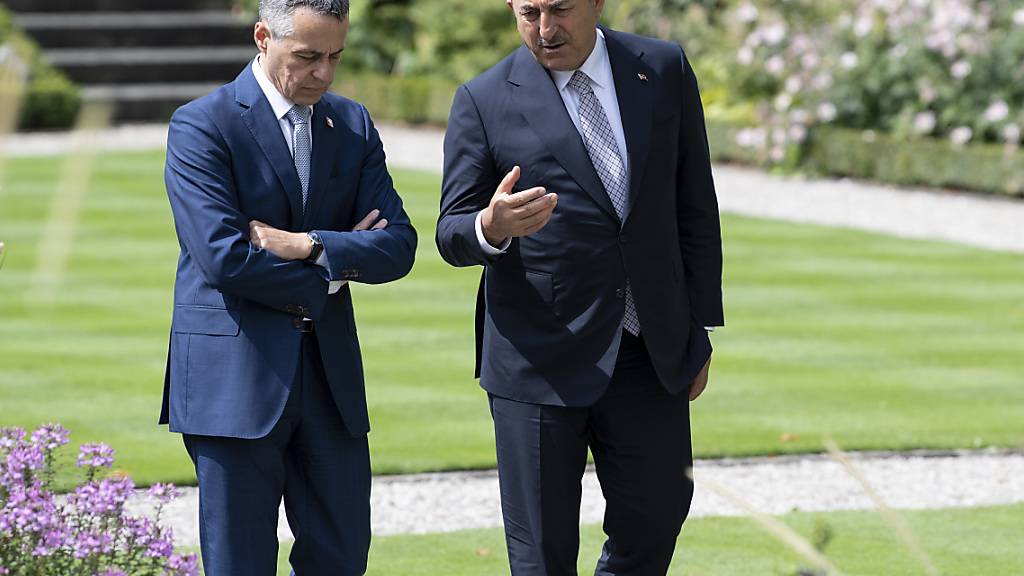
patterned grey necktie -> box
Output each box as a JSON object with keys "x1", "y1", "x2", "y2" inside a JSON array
[
  {"x1": 285, "y1": 105, "x2": 312, "y2": 212},
  {"x1": 567, "y1": 70, "x2": 640, "y2": 335}
]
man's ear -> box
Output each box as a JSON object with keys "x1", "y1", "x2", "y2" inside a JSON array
[
  {"x1": 254, "y1": 21, "x2": 271, "y2": 54},
  {"x1": 506, "y1": 0, "x2": 514, "y2": 11}
]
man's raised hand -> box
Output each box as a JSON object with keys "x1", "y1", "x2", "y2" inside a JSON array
[{"x1": 480, "y1": 166, "x2": 557, "y2": 248}]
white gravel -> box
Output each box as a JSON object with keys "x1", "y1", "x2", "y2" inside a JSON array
[{"x1": 136, "y1": 451, "x2": 1024, "y2": 548}]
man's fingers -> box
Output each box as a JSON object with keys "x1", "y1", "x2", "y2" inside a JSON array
[
  {"x1": 495, "y1": 166, "x2": 521, "y2": 196},
  {"x1": 372, "y1": 218, "x2": 388, "y2": 230},
  {"x1": 515, "y1": 205, "x2": 555, "y2": 236},
  {"x1": 501, "y1": 186, "x2": 548, "y2": 209},
  {"x1": 353, "y1": 209, "x2": 381, "y2": 231},
  {"x1": 511, "y1": 192, "x2": 557, "y2": 219}
]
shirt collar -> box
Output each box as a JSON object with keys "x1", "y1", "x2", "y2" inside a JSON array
[
  {"x1": 550, "y1": 28, "x2": 611, "y2": 92},
  {"x1": 251, "y1": 56, "x2": 312, "y2": 121}
]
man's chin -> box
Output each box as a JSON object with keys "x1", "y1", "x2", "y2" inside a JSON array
[{"x1": 292, "y1": 89, "x2": 328, "y2": 106}]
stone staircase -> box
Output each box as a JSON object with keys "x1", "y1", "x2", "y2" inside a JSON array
[{"x1": 6, "y1": 0, "x2": 257, "y2": 123}]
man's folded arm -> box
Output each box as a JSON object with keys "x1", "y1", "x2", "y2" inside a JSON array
[
  {"x1": 166, "y1": 105, "x2": 329, "y2": 319},
  {"x1": 436, "y1": 85, "x2": 506, "y2": 268},
  {"x1": 316, "y1": 108, "x2": 417, "y2": 285}
]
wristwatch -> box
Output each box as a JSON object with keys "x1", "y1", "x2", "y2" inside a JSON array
[{"x1": 305, "y1": 231, "x2": 324, "y2": 263}]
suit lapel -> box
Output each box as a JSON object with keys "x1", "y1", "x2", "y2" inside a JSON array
[
  {"x1": 302, "y1": 100, "x2": 339, "y2": 230},
  {"x1": 235, "y1": 67, "x2": 304, "y2": 229},
  {"x1": 508, "y1": 47, "x2": 619, "y2": 223},
  {"x1": 604, "y1": 28, "x2": 654, "y2": 226}
]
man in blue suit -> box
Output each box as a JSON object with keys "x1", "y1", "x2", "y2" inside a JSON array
[
  {"x1": 160, "y1": 1, "x2": 416, "y2": 573},
  {"x1": 437, "y1": 0, "x2": 723, "y2": 573}
]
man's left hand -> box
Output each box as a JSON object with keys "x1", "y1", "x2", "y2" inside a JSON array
[
  {"x1": 688, "y1": 357, "x2": 712, "y2": 401},
  {"x1": 249, "y1": 220, "x2": 312, "y2": 261}
]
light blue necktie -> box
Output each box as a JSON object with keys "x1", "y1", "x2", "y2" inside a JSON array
[
  {"x1": 285, "y1": 105, "x2": 312, "y2": 213},
  {"x1": 568, "y1": 71, "x2": 640, "y2": 336}
]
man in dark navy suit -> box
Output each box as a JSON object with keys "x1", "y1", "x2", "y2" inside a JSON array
[
  {"x1": 437, "y1": 0, "x2": 723, "y2": 573},
  {"x1": 161, "y1": 1, "x2": 416, "y2": 573}
]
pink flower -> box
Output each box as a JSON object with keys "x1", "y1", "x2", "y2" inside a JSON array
[
  {"x1": 77, "y1": 443, "x2": 115, "y2": 469},
  {"x1": 983, "y1": 101, "x2": 1010, "y2": 123},
  {"x1": 950, "y1": 126, "x2": 973, "y2": 146},
  {"x1": 913, "y1": 112, "x2": 937, "y2": 135}
]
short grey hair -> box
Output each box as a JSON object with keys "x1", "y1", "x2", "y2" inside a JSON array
[{"x1": 259, "y1": 0, "x2": 350, "y2": 38}]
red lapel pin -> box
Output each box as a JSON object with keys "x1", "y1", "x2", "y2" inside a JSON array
[
  {"x1": 637, "y1": 73, "x2": 648, "y2": 82},
  {"x1": 326, "y1": 117, "x2": 334, "y2": 128}
]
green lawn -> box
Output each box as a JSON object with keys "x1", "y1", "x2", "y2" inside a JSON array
[
  {"x1": 273, "y1": 504, "x2": 1024, "y2": 575},
  {"x1": 1, "y1": 151, "x2": 1022, "y2": 485}
]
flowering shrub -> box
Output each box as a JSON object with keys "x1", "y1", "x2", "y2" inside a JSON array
[
  {"x1": 724, "y1": 0, "x2": 1024, "y2": 162},
  {"x1": 0, "y1": 424, "x2": 198, "y2": 576}
]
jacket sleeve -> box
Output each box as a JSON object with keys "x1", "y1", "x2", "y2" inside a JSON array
[
  {"x1": 436, "y1": 85, "x2": 504, "y2": 268},
  {"x1": 316, "y1": 106, "x2": 417, "y2": 285},
  {"x1": 165, "y1": 103, "x2": 329, "y2": 319},
  {"x1": 676, "y1": 47, "x2": 725, "y2": 328}
]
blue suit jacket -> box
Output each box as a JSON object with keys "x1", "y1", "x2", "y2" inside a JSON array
[
  {"x1": 437, "y1": 29, "x2": 723, "y2": 407},
  {"x1": 161, "y1": 65, "x2": 416, "y2": 438}
]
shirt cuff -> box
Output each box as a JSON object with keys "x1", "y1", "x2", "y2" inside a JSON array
[
  {"x1": 704, "y1": 326, "x2": 715, "y2": 333},
  {"x1": 314, "y1": 248, "x2": 345, "y2": 294},
  {"x1": 475, "y1": 211, "x2": 511, "y2": 255}
]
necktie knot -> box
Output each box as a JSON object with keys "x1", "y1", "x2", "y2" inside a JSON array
[
  {"x1": 568, "y1": 70, "x2": 594, "y2": 96},
  {"x1": 286, "y1": 105, "x2": 310, "y2": 126}
]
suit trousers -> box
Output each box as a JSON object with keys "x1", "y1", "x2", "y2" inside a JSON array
[
  {"x1": 183, "y1": 332, "x2": 370, "y2": 576},
  {"x1": 489, "y1": 331, "x2": 694, "y2": 576}
]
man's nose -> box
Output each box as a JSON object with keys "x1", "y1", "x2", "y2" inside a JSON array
[
  {"x1": 539, "y1": 11, "x2": 558, "y2": 41},
  {"x1": 312, "y1": 58, "x2": 333, "y2": 82}
]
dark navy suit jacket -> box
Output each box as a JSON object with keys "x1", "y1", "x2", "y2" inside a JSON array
[
  {"x1": 437, "y1": 28, "x2": 723, "y2": 407},
  {"x1": 161, "y1": 65, "x2": 416, "y2": 438}
]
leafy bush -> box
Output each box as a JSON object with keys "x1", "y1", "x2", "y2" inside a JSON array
[
  {"x1": 0, "y1": 6, "x2": 81, "y2": 131},
  {"x1": 0, "y1": 424, "x2": 198, "y2": 576},
  {"x1": 334, "y1": 72, "x2": 456, "y2": 125},
  {"x1": 725, "y1": 0, "x2": 1024, "y2": 161}
]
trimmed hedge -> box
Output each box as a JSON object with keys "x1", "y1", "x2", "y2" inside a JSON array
[
  {"x1": 0, "y1": 6, "x2": 81, "y2": 130},
  {"x1": 707, "y1": 119, "x2": 1024, "y2": 198}
]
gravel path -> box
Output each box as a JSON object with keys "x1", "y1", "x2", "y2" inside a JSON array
[{"x1": 132, "y1": 450, "x2": 1024, "y2": 548}]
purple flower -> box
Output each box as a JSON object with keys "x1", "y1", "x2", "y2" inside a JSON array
[
  {"x1": 166, "y1": 553, "x2": 200, "y2": 576},
  {"x1": 70, "y1": 476, "x2": 135, "y2": 516},
  {"x1": 146, "y1": 535, "x2": 175, "y2": 558},
  {"x1": 72, "y1": 530, "x2": 114, "y2": 559},
  {"x1": 147, "y1": 483, "x2": 182, "y2": 505},
  {"x1": 77, "y1": 443, "x2": 115, "y2": 469},
  {"x1": 0, "y1": 427, "x2": 26, "y2": 450},
  {"x1": 31, "y1": 424, "x2": 70, "y2": 452}
]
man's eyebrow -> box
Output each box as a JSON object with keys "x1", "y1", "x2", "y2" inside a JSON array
[{"x1": 292, "y1": 47, "x2": 345, "y2": 56}]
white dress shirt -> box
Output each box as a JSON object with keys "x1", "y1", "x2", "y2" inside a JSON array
[
  {"x1": 252, "y1": 57, "x2": 343, "y2": 295},
  {"x1": 475, "y1": 29, "x2": 627, "y2": 255}
]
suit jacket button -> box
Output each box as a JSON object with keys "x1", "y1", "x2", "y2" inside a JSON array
[{"x1": 615, "y1": 288, "x2": 625, "y2": 299}]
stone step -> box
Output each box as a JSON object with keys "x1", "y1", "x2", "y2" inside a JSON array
[
  {"x1": 14, "y1": 11, "x2": 255, "y2": 49},
  {"x1": 82, "y1": 83, "x2": 224, "y2": 123},
  {"x1": 2, "y1": 0, "x2": 235, "y2": 13},
  {"x1": 44, "y1": 46, "x2": 255, "y2": 85}
]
